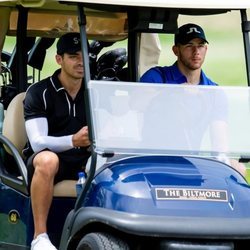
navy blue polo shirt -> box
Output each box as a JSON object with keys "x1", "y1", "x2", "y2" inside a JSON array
[
  {"x1": 24, "y1": 69, "x2": 90, "y2": 163},
  {"x1": 140, "y1": 62, "x2": 218, "y2": 85}
]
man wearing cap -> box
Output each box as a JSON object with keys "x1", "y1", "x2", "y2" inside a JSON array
[
  {"x1": 140, "y1": 23, "x2": 215, "y2": 85},
  {"x1": 140, "y1": 23, "x2": 246, "y2": 176},
  {"x1": 23, "y1": 32, "x2": 91, "y2": 250}
]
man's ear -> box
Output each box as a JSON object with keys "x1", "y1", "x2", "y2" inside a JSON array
[
  {"x1": 55, "y1": 54, "x2": 62, "y2": 65},
  {"x1": 172, "y1": 45, "x2": 178, "y2": 56}
]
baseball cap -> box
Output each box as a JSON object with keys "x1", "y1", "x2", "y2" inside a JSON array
[
  {"x1": 57, "y1": 32, "x2": 81, "y2": 55},
  {"x1": 174, "y1": 23, "x2": 208, "y2": 45}
]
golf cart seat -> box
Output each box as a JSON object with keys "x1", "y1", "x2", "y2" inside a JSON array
[{"x1": 2, "y1": 92, "x2": 77, "y2": 197}]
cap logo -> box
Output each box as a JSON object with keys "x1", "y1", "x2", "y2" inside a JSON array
[
  {"x1": 73, "y1": 37, "x2": 80, "y2": 45},
  {"x1": 186, "y1": 27, "x2": 201, "y2": 34}
]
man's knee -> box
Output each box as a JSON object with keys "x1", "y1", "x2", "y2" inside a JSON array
[{"x1": 33, "y1": 151, "x2": 59, "y2": 176}]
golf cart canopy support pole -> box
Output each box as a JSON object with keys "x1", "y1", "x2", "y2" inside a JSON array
[
  {"x1": 241, "y1": 9, "x2": 250, "y2": 86},
  {"x1": 74, "y1": 3, "x2": 97, "y2": 212},
  {"x1": 16, "y1": 5, "x2": 28, "y2": 92}
]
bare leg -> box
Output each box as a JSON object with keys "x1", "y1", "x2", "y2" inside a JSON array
[{"x1": 30, "y1": 151, "x2": 59, "y2": 238}]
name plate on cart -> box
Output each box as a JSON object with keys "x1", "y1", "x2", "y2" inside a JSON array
[{"x1": 155, "y1": 188, "x2": 228, "y2": 202}]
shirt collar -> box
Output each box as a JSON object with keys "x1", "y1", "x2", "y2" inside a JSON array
[
  {"x1": 172, "y1": 62, "x2": 206, "y2": 85},
  {"x1": 172, "y1": 62, "x2": 187, "y2": 83},
  {"x1": 50, "y1": 69, "x2": 64, "y2": 92},
  {"x1": 50, "y1": 69, "x2": 85, "y2": 96}
]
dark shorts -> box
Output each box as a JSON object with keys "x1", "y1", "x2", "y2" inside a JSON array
[{"x1": 26, "y1": 149, "x2": 90, "y2": 191}]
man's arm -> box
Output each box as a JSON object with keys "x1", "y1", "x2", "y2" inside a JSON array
[{"x1": 25, "y1": 117, "x2": 73, "y2": 153}]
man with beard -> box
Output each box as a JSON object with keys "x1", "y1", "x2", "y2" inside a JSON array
[
  {"x1": 140, "y1": 23, "x2": 214, "y2": 85},
  {"x1": 23, "y1": 32, "x2": 91, "y2": 250},
  {"x1": 140, "y1": 23, "x2": 246, "y2": 176}
]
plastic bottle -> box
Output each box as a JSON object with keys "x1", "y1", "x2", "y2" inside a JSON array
[{"x1": 76, "y1": 171, "x2": 86, "y2": 197}]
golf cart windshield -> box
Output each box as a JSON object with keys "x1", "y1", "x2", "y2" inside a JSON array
[{"x1": 89, "y1": 81, "x2": 250, "y2": 160}]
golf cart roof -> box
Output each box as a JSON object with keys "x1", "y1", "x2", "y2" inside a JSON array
[
  {"x1": 63, "y1": 0, "x2": 250, "y2": 9},
  {"x1": 0, "y1": 0, "x2": 249, "y2": 42},
  {"x1": 1, "y1": 0, "x2": 250, "y2": 9},
  {"x1": 0, "y1": 0, "x2": 128, "y2": 41}
]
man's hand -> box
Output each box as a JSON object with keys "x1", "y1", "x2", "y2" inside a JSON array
[{"x1": 72, "y1": 126, "x2": 91, "y2": 147}]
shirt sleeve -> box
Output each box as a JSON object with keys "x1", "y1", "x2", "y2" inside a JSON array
[
  {"x1": 25, "y1": 117, "x2": 74, "y2": 153},
  {"x1": 140, "y1": 67, "x2": 165, "y2": 83},
  {"x1": 23, "y1": 83, "x2": 47, "y2": 121}
]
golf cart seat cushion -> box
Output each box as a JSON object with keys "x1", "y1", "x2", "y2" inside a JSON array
[
  {"x1": 2, "y1": 92, "x2": 27, "y2": 156},
  {"x1": 2, "y1": 92, "x2": 77, "y2": 197},
  {"x1": 53, "y1": 180, "x2": 77, "y2": 197}
]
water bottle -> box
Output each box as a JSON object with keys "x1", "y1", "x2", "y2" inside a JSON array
[{"x1": 76, "y1": 171, "x2": 86, "y2": 197}]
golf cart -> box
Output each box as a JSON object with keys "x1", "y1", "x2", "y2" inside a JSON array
[{"x1": 1, "y1": 0, "x2": 250, "y2": 249}]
